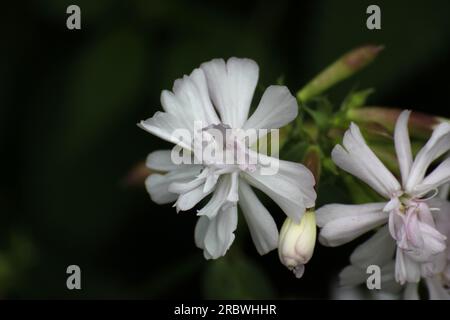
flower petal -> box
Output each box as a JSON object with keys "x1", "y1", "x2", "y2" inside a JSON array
[
  {"x1": 145, "y1": 174, "x2": 179, "y2": 204},
  {"x1": 417, "y1": 222, "x2": 447, "y2": 257},
  {"x1": 201, "y1": 57, "x2": 259, "y2": 128},
  {"x1": 160, "y1": 91, "x2": 197, "y2": 133},
  {"x1": 425, "y1": 277, "x2": 450, "y2": 300},
  {"x1": 395, "y1": 247, "x2": 421, "y2": 284},
  {"x1": 432, "y1": 198, "x2": 450, "y2": 247},
  {"x1": 413, "y1": 157, "x2": 450, "y2": 196},
  {"x1": 350, "y1": 226, "x2": 396, "y2": 268},
  {"x1": 175, "y1": 183, "x2": 213, "y2": 212},
  {"x1": 339, "y1": 265, "x2": 367, "y2": 286},
  {"x1": 406, "y1": 122, "x2": 450, "y2": 192},
  {"x1": 194, "y1": 215, "x2": 209, "y2": 250},
  {"x1": 227, "y1": 171, "x2": 239, "y2": 202},
  {"x1": 316, "y1": 202, "x2": 386, "y2": 226},
  {"x1": 403, "y1": 283, "x2": 419, "y2": 300},
  {"x1": 420, "y1": 253, "x2": 447, "y2": 278},
  {"x1": 243, "y1": 85, "x2": 298, "y2": 131},
  {"x1": 138, "y1": 111, "x2": 193, "y2": 150},
  {"x1": 145, "y1": 166, "x2": 202, "y2": 204},
  {"x1": 242, "y1": 156, "x2": 316, "y2": 222},
  {"x1": 316, "y1": 202, "x2": 388, "y2": 247},
  {"x1": 339, "y1": 261, "x2": 402, "y2": 294},
  {"x1": 379, "y1": 262, "x2": 404, "y2": 293},
  {"x1": 185, "y1": 68, "x2": 221, "y2": 125},
  {"x1": 197, "y1": 176, "x2": 231, "y2": 218},
  {"x1": 238, "y1": 179, "x2": 278, "y2": 255},
  {"x1": 172, "y1": 69, "x2": 220, "y2": 124},
  {"x1": 146, "y1": 150, "x2": 178, "y2": 171},
  {"x1": 332, "y1": 123, "x2": 401, "y2": 198},
  {"x1": 200, "y1": 204, "x2": 238, "y2": 259},
  {"x1": 394, "y1": 110, "x2": 413, "y2": 186},
  {"x1": 438, "y1": 183, "x2": 449, "y2": 200}
]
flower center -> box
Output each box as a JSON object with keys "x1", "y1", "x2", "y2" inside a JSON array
[
  {"x1": 198, "y1": 123, "x2": 257, "y2": 173},
  {"x1": 389, "y1": 199, "x2": 447, "y2": 264}
]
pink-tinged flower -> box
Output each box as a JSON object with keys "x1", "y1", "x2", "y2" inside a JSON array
[
  {"x1": 317, "y1": 110, "x2": 450, "y2": 284},
  {"x1": 326, "y1": 188, "x2": 450, "y2": 300},
  {"x1": 139, "y1": 58, "x2": 316, "y2": 259},
  {"x1": 403, "y1": 187, "x2": 450, "y2": 300}
]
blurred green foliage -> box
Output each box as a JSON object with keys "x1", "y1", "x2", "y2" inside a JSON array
[{"x1": 203, "y1": 251, "x2": 275, "y2": 299}]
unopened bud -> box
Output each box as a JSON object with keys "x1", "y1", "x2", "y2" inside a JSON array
[
  {"x1": 278, "y1": 210, "x2": 317, "y2": 278},
  {"x1": 298, "y1": 45, "x2": 383, "y2": 102},
  {"x1": 347, "y1": 107, "x2": 449, "y2": 139},
  {"x1": 122, "y1": 161, "x2": 153, "y2": 187},
  {"x1": 303, "y1": 145, "x2": 321, "y2": 186}
]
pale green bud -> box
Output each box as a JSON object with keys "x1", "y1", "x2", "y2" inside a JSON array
[
  {"x1": 278, "y1": 210, "x2": 317, "y2": 278},
  {"x1": 297, "y1": 45, "x2": 383, "y2": 102}
]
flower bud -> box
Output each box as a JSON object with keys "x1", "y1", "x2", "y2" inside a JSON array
[
  {"x1": 122, "y1": 161, "x2": 153, "y2": 187},
  {"x1": 347, "y1": 107, "x2": 449, "y2": 139},
  {"x1": 278, "y1": 210, "x2": 317, "y2": 278},
  {"x1": 298, "y1": 45, "x2": 383, "y2": 102},
  {"x1": 302, "y1": 145, "x2": 321, "y2": 186}
]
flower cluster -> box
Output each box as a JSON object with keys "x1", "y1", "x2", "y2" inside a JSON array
[{"x1": 138, "y1": 54, "x2": 450, "y2": 298}]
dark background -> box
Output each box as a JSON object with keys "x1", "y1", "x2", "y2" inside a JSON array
[{"x1": 0, "y1": 0, "x2": 449, "y2": 298}]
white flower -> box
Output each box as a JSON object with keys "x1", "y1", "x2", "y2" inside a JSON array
[
  {"x1": 404, "y1": 186, "x2": 450, "y2": 300},
  {"x1": 328, "y1": 192, "x2": 450, "y2": 299},
  {"x1": 278, "y1": 210, "x2": 316, "y2": 278},
  {"x1": 331, "y1": 277, "x2": 400, "y2": 300},
  {"x1": 337, "y1": 225, "x2": 402, "y2": 294},
  {"x1": 316, "y1": 110, "x2": 450, "y2": 284},
  {"x1": 139, "y1": 58, "x2": 316, "y2": 259}
]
